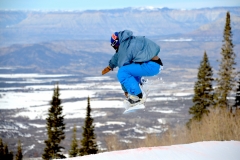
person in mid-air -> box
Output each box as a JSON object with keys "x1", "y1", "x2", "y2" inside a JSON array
[{"x1": 102, "y1": 30, "x2": 163, "y2": 106}]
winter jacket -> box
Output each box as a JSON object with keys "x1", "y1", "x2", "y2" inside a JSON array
[{"x1": 109, "y1": 30, "x2": 160, "y2": 69}]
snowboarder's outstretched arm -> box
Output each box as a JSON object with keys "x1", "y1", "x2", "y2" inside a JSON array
[{"x1": 102, "y1": 50, "x2": 119, "y2": 75}]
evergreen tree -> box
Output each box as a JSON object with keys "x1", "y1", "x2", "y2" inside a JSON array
[
  {"x1": 0, "y1": 139, "x2": 4, "y2": 158},
  {"x1": 68, "y1": 125, "x2": 79, "y2": 157},
  {"x1": 215, "y1": 12, "x2": 237, "y2": 108},
  {"x1": 4, "y1": 144, "x2": 14, "y2": 160},
  {"x1": 79, "y1": 97, "x2": 98, "y2": 156},
  {"x1": 42, "y1": 84, "x2": 66, "y2": 160},
  {"x1": 0, "y1": 139, "x2": 14, "y2": 160},
  {"x1": 15, "y1": 140, "x2": 23, "y2": 160},
  {"x1": 234, "y1": 76, "x2": 240, "y2": 109},
  {"x1": 188, "y1": 52, "x2": 214, "y2": 122}
]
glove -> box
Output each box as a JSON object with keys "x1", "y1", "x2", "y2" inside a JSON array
[{"x1": 102, "y1": 66, "x2": 112, "y2": 75}]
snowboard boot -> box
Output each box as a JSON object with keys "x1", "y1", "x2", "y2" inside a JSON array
[{"x1": 127, "y1": 93, "x2": 146, "y2": 106}]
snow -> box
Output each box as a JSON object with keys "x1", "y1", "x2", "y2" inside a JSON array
[
  {"x1": 135, "y1": 6, "x2": 159, "y2": 11},
  {"x1": 94, "y1": 122, "x2": 126, "y2": 128},
  {"x1": 83, "y1": 76, "x2": 114, "y2": 81},
  {"x1": 15, "y1": 122, "x2": 29, "y2": 129},
  {"x1": 23, "y1": 144, "x2": 35, "y2": 155},
  {"x1": 28, "y1": 123, "x2": 46, "y2": 128},
  {"x1": 102, "y1": 130, "x2": 120, "y2": 134},
  {"x1": 0, "y1": 73, "x2": 73, "y2": 78},
  {"x1": 148, "y1": 97, "x2": 178, "y2": 101},
  {"x1": 173, "y1": 92, "x2": 192, "y2": 96},
  {"x1": 149, "y1": 108, "x2": 175, "y2": 113},
  {"x1": 133, "y1": 126, "x2": 162, "y2": 134},
  {"x1": 158, "y1": 118, "x2": 166, "y2": 124},
  {"x1": 13, "y1": 100, "x2": 123, "y2": 120},
  {"x1": 0, "y1": 73, "x2": 195, "y2": 121},
  {"x1": 65, "y1": 141, "x2": 240, "y2": 160}
]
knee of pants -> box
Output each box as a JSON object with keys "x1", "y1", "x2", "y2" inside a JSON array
[{"x1": 117, "y1": 67, "x2": 128, "y2": 83}]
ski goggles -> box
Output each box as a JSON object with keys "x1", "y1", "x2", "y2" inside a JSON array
[{"x1": 111, "y1": 39, "x2": 118, "y2": 47}]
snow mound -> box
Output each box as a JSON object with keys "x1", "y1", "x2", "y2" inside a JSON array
[{"x1": 66, "y1": 141, "x2": 240, "y2": 160}]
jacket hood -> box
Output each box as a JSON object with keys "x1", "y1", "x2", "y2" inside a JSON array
[{"x1": 118, "y1": 30, "x2": 133, "y2": 43}]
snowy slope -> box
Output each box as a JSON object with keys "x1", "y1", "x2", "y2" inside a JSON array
[{"x1": 66, "y1": 141, "x2": 240, "y2": 160}]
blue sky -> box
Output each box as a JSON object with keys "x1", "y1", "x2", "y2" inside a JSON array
[{"x1": 0, "y1": 0, "x2": 239, "y2": 10}]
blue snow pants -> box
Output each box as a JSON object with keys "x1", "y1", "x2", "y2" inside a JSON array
[{"x1": 117, "y1": 61, "x2": 161, "y2": 96}]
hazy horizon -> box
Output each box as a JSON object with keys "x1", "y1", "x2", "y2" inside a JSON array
[{"x1": 1, "y1": 0, "x2": 239, "y2": 11}]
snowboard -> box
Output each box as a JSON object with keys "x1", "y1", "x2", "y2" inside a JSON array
[
  {"x1": 122, "y1": 76, "x2": 164, "y2": 114},
  {"x1": 123, "y1": 79, "x2": 150, "y2": 114},
  {"x1": 123, "y1": 99, "x2": 146, "y2": 114}
]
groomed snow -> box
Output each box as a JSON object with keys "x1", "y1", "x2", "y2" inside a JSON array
[{"x1": 65, "y1": 141, "x2": 240, "y2": 160}]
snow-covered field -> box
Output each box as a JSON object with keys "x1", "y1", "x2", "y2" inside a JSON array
[
  {"x1": 2, "y1": 72, "x2": 237, "y2": 159},
  {"x1": 0, "y1": 73, "x2": 194, "y2": 120},
  {"x1": 66, "y1": 141, "x2": 240, "y2": 160},
  {"x1": 0, "y1": 72, "x2": 197, "y2": 156}
]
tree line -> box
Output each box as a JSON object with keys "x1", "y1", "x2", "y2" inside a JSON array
[
  {"x1": 0, "y1": 139, "x2": 22, "y2": 160},
  {"x1": 188, "y1": 11, "x2": 239, "y2": 125},
  {"x1": 42, "y1": 85, "x2": 98, "y2": 159},
  {"x1": 1, "y1": 84, "x2": 98, "y2": 160}
]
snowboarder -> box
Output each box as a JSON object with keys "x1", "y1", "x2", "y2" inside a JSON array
[{"x1": 102, "y1": 30, "x2": 163, "y2": 106}]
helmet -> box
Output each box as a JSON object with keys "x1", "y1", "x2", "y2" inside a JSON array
[{"x1": 110, "y1": 32, "x2": 120, "y2": 48}]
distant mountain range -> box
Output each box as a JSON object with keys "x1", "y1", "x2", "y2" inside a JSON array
[
  {"x1": 1, "y1": 7, "x2": 240, "y2": 45},
  {"x1": 0, "y1": 43, "x2": 112, "y2": 75},
  {"x1": 0, "y1": 7, "x2": 240, "y2": 74}
]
